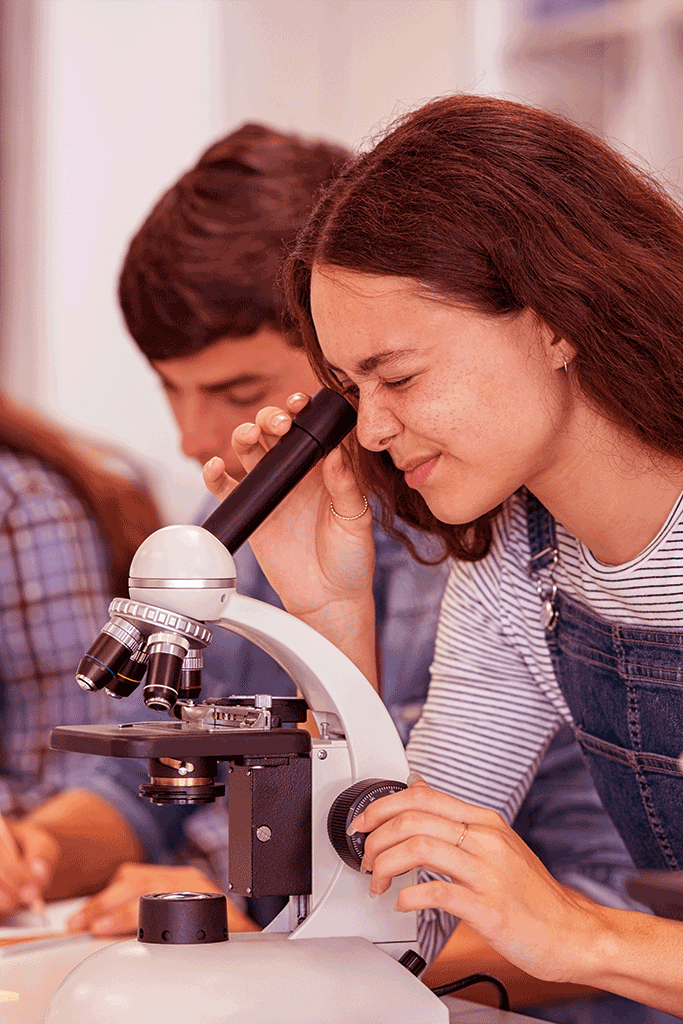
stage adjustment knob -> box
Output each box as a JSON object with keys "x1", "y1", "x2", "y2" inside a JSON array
[{"x1": 327, "y1": 778, "x2": 407, "y2": 870}]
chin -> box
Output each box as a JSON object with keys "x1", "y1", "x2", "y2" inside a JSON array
[{"x1": 421, "y1": 486, "x2": 507, "y2": 526}]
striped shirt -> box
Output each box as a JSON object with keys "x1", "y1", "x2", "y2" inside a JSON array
[{"x1": 409, "y1": 486, "x2": 683, "y2": 963}]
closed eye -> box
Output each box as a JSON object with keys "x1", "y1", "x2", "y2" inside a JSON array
[
  {"x1": 220, "y1": 387, "x2": 272, "y2": 408},
  {"x1": 329, "y1": 372, "x2": 359, "y2": 400},
  {"x1": 329, "y1": 369, "x2": 414, "y2": 398}
]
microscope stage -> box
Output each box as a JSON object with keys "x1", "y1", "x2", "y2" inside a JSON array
[{"x1": 50, "y1": 722, "x2": 311, "y2": 759}]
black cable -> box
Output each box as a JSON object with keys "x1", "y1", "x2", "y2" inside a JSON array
[{"x1": 430, "y1": 972, "x2": 510, "y2": 1011}]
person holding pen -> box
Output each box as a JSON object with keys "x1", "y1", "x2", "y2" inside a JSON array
[{"x1": 0, "y1": 394, "x2": 163, "y2": 916}]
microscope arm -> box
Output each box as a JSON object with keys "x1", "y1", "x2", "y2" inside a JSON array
[{"x1": 210, "y1": 590, "x2": 408, "y2": 783}]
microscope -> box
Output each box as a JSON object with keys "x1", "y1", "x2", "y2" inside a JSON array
[{"x1": 46, "y1": 390, "x2": 450, "y2": 1023}]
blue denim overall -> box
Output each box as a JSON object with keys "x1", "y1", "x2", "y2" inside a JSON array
[{"x1": 526, "y1": 492, "x2": 683, "y2": 872}]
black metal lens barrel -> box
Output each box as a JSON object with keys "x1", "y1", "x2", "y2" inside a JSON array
[
  {"x1": 201, "y1": 388, "x2": 357, "y2": 553},
  {"x1": 143, "y1": 633, "x2": 190, "y2": 711},
  {"x1": 178, "y1": 649, "x2": 203, "y2": 700},
  {"x1": 76, "y1": 618, "x2": 143, "y2": 692}
]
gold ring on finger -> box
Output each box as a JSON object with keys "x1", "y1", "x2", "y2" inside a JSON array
[{"x1": 330, "y1": 495, "x2": 369, "y2": 521}]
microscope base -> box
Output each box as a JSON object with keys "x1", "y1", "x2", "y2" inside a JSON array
[{"x1": 45, "y1": 933, "x2": 448, "y2": 1023}]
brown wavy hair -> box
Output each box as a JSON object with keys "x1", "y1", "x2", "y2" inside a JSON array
[
  {"x1": 0, "y1": 395, "x2": 163, "y2": 595},
  {"x1": 119, "y1": 123, "x2": 349, "y2": 361},
  {"x1": 283, "y1": 93, "x2": 683, "y2": 562}
]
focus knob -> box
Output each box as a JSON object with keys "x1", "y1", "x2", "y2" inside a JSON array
[{"x1": 327, "y1": 778, "x2": 407, "y2": 870}]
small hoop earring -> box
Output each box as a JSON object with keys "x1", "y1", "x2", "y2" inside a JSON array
[{"x1": 563, "y1": 359, "x2": 569, "y2": 376}]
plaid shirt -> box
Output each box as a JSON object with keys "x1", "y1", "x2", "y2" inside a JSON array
[{"x1": 0, "y1": 449, "x2": 164, "y2": 855}]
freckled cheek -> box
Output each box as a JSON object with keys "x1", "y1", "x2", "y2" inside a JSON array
[{"x1": 418, "y1": 388, "x2": 482, "y2": 444}]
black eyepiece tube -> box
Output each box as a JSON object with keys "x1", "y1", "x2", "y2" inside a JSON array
[{"x1": 201, "y1": 388, "x2": 357, "y2": 554}]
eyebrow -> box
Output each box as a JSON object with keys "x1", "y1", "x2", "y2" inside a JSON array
[{"x1": 327, "y1": 347, "x2": 419, "y2": 377}]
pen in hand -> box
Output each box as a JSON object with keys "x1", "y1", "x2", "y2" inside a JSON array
[{"x1": 0, "y1": 815, "x2": 48, "y2": 925}]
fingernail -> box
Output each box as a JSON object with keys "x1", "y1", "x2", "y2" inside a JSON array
[
  {"x1": 20, "y1": 885, "x2": 39, "y2": 903},
  {"x1": 239, "y1": 423, "x2": 259, "y2": 441},
  {"x1": 289, "y1": 393, "x2": 307, "y2": 403},
  {"x1": 368, "y1": 889, "x2": 377, "y2": 899},
  {"x1": 205, "y1": 456, "x2": 219, "y2": 471},
  {"x1": 346, "y1": 817, "x2": 362, "y2": 836},
  {"x1": 30, "y1": 858, "x2": 50, "y2": 882},
  {"x1": 271, "y1": 413, "x2": 288, "y2": 427},
  {"x1": 360, "y1": 857, "x2": 372, "y2": 874},
  {"x1": 407, "y1": 772, "x2": 424, "y2": 786}
]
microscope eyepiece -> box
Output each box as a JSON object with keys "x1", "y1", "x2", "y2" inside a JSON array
[
  {"x1": 76, "y1": 617, "x2": 144, "y2": 692},
  {"x1": 201, "y1": 387, "x2": 357, "y2": 553}
]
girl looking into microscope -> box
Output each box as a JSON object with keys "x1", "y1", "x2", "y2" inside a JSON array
[{"x1": 204, "y1": 94, "x2": 683, "y2": 1017}]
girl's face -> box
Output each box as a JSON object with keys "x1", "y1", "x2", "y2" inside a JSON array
[{"x1": 310, "y1": 265, "x2": 574, "y2": 525}]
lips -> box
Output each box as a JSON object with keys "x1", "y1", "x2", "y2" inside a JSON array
[{"x1": 397, "y1": 454, "x2": 441, "y2": 488}]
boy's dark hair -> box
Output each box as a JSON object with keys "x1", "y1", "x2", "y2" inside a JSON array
[{"x1": 119, "y1": 123, "x2": 349, "y2": 361}]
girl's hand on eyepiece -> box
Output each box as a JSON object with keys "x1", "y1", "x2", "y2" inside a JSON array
[
  {"x1": 203, "y1": 391, "x2": 369, "y2": 532},
  {"x1": 202, "y1": 392, "x2": 378, "y2": 684}
]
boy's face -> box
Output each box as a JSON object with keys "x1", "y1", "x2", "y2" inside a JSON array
[{"x1": 152, "y1": 327, "x2": 320, "y2": 479}]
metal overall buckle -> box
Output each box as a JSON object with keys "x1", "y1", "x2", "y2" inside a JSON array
[{"x1": 527, "y1": 546, "x2": 559, "y2": 631}]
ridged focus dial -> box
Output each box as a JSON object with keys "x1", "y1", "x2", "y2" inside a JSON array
[{"x1": 327, "y1": 778, "x2": 407, "y2": 870}]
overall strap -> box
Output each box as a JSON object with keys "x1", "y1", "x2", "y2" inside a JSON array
[
  {"x1": 525, "y1": 488, "x2": 558, "y2": 569},
  {"x1": 525, "y1": 489, "x2": 560, "y2": 630}
]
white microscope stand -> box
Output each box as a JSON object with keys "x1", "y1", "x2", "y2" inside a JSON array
[{"x1": 42, "y1": 526, "x2": 498, "y2": 1022}]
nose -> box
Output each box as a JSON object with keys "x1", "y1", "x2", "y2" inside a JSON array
[
  {"x1": 177, "y1": 398, "x2": 224, "y2": 462},
  {"x1": 355, "y1": 390, "x2": 402, "y2": 452}
]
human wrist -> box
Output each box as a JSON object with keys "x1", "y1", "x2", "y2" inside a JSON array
[
  {"x1": 558, "y1": 898, "x2": 620, "y2": 987},
  {"x1": 299, "y1": 595, "x2": 377, "y2": 686},
  {"x1": 565, "y1": 901, "x2": 658, "y2": 994}
]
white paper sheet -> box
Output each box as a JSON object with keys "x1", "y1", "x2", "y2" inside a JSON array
[{"x1": 0, "y1": 897, "x2": 86, "y2": 938}]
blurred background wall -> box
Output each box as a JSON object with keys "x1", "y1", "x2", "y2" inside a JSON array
[{"x1": 1, "y1": 0, "x2": 681, "y2": 523}]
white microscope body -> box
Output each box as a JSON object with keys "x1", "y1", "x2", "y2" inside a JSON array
[{"x1": 46, "y1": 525, "x2": 449, "y2": 1024}]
